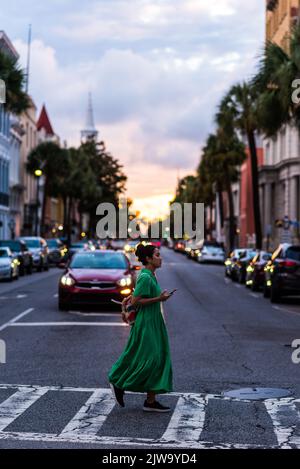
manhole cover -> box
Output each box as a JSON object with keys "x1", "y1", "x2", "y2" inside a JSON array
[{"x1": 223, "y1": 387, "x2": 292, "y2": 400}]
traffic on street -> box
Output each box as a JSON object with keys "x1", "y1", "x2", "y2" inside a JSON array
[{"x1": 0, "y1": 240, "x2": 300, "y2": 450}]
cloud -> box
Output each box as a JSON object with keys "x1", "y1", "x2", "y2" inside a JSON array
[{"x1": 7, "y1": 0, "x2": 265, "y2": 201}]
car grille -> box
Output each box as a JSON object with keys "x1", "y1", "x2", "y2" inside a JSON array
[{"x1": 76, "y1": 282, "x2": 116, "y2": 289}]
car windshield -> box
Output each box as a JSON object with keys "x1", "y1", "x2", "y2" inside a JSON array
[
  {"x1": 205, "y1": 246, "x2": 223, "y2": 253},
  {"x1": 0, "y1": 249, "x2": 9, "y2": 258},
  {"x1": 70, "y1": 252, "x2": 127, "y2": 269},
  {"x1": 241, "y1": 250, "x2": 256, "y2": 259},
  {"x1": 0, "y1": 241, "x2": 20, "y2": 251},
  {"x1": 286, "y1": 247, "x2": 300, "y2": 262},
  {"x1": 262, "y1": 253, "x2": 271, "y2": 261},
  {"x1": 46, "y1": 239, "x2": 61, "y2": 248},
  {"x1": 22, "y1": 239, "x2": 40, "y2": 248}
]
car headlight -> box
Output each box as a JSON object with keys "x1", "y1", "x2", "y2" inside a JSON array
[
  {"x1": 61, "y1": 274, "x2": 75, "y2": 286},
  {"x1": 117, "y1": 276, "x2": 132, "y2": 287}
]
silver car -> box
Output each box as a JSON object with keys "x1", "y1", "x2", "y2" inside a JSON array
[
  {"x1": 198, "y1": 245, "x2": 226, "y2": 264},
  {"x1": 0, "y1": 247, "x2": 19, "y2": 281},
  {"x1": 18, "y1": 237, "x2": 49, "y2": 272}
]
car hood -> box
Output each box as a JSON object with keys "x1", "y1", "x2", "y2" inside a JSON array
[
  {"x1": 0, "y1": 258, "x2": 10, "y2": 266},
  {"x1": 28, "y1": 248, "x2": 41, "y2": 254},
  {"x1": 68, "y1": 268, "x2": 128, "y2": 282}
]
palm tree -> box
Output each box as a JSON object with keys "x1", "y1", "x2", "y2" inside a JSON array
[
  {"x1": 254, "y1": 24, "x2": 300, "y2": 136},
  {"x1": 217, "y1": 82, "x2": 263, "y2": 250},
  {"x1": 198, "y1": 131, "x2": 246, "y2": 251},
  {"x1": 0, "y1": 50, "x2": 29, "y2": 114}
]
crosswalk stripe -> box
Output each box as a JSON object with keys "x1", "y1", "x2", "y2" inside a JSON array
[
  {"x1": 0, "y1": 384, "x2": 299, "y2": 448},
  {"x1": 160, "y1": 394, "x2": 206, "y2": 443},
  {"x1": 60, "y1": 389, "x2": 115, "y2": 439},
  {"x1": 0, "y1": 386, "x2": 48, "y2": 431},
  {"x1": 264, "y1": 398, "x2": 300, "y2": 449}
]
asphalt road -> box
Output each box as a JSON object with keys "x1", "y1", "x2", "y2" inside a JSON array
[{"x1": 0, "y1": 247, "x2": 300, "y2": 449}]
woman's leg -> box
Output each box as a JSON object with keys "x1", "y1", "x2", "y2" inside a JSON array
[{"x1": 146, "y1": 391, "x2": 156, "y2": 404}]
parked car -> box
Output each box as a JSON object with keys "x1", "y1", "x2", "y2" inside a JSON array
[
  {"x1": 264, "y1": 243, "x2": 300, "y2": 303},
  {"x1": 231, "y1": 249, "x2": 257, "y2": 283},
  {"x1": 173, "y1": 240, "x2": 186, "y2": 253},
  {"x1": 0, "y1": 239, "x2": 32, "y2": 275},
  {"x1": 124, "y1": 239, "x2": 140, "y2": 253},
  {"x1": 111, "y1": 239, "x2": 127, "y2": 251},
  {"x1": 245, "y1": 251, "x2": 272, "y2": 291},
  {"x1": 224, "y1": 249, "x2": 247, "y2": 278},
  {"x1": 18, "y1": 237, "x2": 49, "y2": 272},
  {"x1": 0, "y1": 247, "x2": 19, "y2": 281},
  {"x1": 68, "y1": 241, "x2": 93, "y2": 258},
  {"x1": 198, "y1": 244, "x2": 226, "y2": 264},
  {"x1": 185, "y1": 240, "x2": 200, "y2": 259},
  {"x1": 45, "y1": 238, "x2": 68, "y2": 266},
  {"x1": 149, "y1": 240, "x2": 161, "y2": 248},
  {"x1": 58, "y1": 250, "x2": 135, "y2": 310}
]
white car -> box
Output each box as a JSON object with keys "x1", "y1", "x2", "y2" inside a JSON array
[
  {"x1": 197, "y1": 245, "x2": 225, "y2": 264},
  {"x1": 0, "y1": 247, "x2": 19, "y2": 281}
]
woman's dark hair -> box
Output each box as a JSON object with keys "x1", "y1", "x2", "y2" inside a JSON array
[{"x1": 135, "y1": 243, "x2": 156, "y2": 266}]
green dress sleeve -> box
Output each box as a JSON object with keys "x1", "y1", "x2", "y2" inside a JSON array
[{"x1": 133, "y1": 273, "x2": 152, "y2": 298}]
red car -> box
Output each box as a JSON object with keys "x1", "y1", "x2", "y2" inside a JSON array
[{"x1": 58, "y1": 250, "x2": 137, "y2": 310}]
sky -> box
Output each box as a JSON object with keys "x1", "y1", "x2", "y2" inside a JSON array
[{"x1": 0, "y1": 0, "x2": 265, "y2": 220}]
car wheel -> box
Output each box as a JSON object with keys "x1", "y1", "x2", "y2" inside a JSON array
[
  {"x1": 37, "y1": 260, "x2": 43, "y2": 272},
  {"x1": 27, "y1": 263, "x2": 33, "y2": 275},
  {"x1": 270, "y1": 284, "x2": 281, "y2": 303},
  {"x1": 58, "y1": 300, "x2": 69, "y2": 311},
  {"x1": 263, "y1": 283, "x2": 270, "y2": 298}
]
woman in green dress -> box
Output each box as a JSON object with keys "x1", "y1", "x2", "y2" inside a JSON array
[{"x1": 108, "y1": 243, "x2": 174, "y2": 412}]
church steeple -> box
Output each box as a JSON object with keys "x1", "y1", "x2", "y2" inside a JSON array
[{"x1": 81, "y1": 92, "x2": 98, "y2": 141}]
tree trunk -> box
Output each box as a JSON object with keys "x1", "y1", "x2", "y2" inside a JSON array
[
  {"x1": 217, "y1": 186, "x2": 224, "y2": 228},
  {"x1": 66, "y1": 197, "x2": 72, "y2": 245},
  {"x1": 63, "y1": 195, "x2": 67, "y2": 231},
  {"x1": 41, "y1": 177, "x2": 48, "y2": 237},
  {"x1": 247, "y1": 130, "x2": 262, "y2": 250},
  {"x1": 226, "y1": 179, "x2": 236, "y2": 252}
]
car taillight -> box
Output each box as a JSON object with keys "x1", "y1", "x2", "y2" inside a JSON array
[{"x1": 278, "y1": 260, "x2": 298, "y2": 268}]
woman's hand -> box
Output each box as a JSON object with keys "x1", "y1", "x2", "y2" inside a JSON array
[
  {"x1": 122, "y1": 295, "x2": 132, "y2": 307},
  {"x1": 159, "y1": 290, "x2": 171, "y2": 302}
]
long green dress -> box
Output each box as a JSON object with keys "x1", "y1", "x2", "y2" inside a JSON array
[{"x1": 108, "y1": 268, "x2": 173, "y2": 394}]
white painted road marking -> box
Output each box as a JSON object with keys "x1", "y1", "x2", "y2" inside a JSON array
[
  {"x1": 60, "y1": 389, "x2": 115, "y2": 439},
  {"x1": 67, "y1": 311, "x2": 121, "y2": 318},
  {"x1": 265, "y1": 397, "x2": 300, "y2": 448},
  {"x1": 9, "y1": 322, "x2": 127, "y2": 327},
  {"x1": 0, "y1": 386, "x2": 48, "y2": 431},
  {"x1": 161, "y1": 394, "x2": 206, "y2": 443},
  {"x1": 0, "y1": 308, "x2": 34, "y2": 333},
  {"x1": 0, "y1": 384, "x2": 299, "y2": 448}
]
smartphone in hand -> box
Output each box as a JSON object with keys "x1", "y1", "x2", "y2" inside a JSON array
[{"x1": 169, "y1": 289, "x2": 177, "y2": 295}]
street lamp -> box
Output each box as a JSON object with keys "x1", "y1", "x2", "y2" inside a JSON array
[{"x1": 34, "y1": 169, "x2": 43, "y2": 236}]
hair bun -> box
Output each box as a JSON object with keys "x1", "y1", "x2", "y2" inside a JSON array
[
  {"x1": 135, "y1": 243, "x2": 156, "y2": 266},
  {"x1": 135, "y1": 243, "x2": 146, "y2": 262}
]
